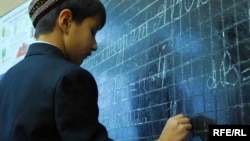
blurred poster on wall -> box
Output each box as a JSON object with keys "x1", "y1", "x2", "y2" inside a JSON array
[{"x1": 0, "y1": 0, "x2": 34, "y2": 75}]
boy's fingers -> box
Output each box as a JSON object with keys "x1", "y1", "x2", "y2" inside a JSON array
[
  {"x1": 179, "y1": 117, "x2": 190, "y2": 124},
  {"x1": 174, "y1": 114, "x2": 185, "y2": 119},
  {"x1": 184, "y1": 123, "x2": 192, "y2": 130},
  {"x1": 171, "y1": 114, "x2": 192, "y2": 130}
]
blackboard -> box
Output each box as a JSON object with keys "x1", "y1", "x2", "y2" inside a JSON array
[{"x1": 82, "y1": 0, "x2": 250, "y2": 140}]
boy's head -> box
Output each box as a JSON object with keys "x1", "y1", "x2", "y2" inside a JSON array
[
  {"x1": 28, "y1": 0, "x2": 107, "y2": 65},
  {"x1": 29, "y1": 0, "x2": 106, "y2": 38}
]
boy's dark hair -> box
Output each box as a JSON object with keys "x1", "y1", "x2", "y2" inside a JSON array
[{"x1": 34, "y1": 0, "x2": 106, "y2": 38}]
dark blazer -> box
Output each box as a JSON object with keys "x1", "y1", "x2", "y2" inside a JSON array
[
  {"x1": 0, "y1": 74, "x2": 3, "y2": 80},
  {"x1": 0, "y1": 43, "x2": 110, "y2": 141}
]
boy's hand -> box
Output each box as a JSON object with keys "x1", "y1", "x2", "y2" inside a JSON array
[{"x1": 157, "y1": 114, "x2": 192, "y2": 141}]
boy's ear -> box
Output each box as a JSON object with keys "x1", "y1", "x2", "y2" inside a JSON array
[{"x1": 57, "y1": 9, "x2": 72, "y2": 33}]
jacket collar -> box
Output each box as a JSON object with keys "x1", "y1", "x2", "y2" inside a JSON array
[{"x1": 25, "y1": 42, "x2": 67, "y2": 59}]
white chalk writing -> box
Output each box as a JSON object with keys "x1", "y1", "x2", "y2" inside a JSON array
[
  {"x1": 207, "y1": 51, "x2": 240, "y2": 89},
  {"x1": 171, "y1": 0, "x2": 209, "y2": 20},
  {"x1": 242, "y1": 67, "x2": 250, "y2": 82}
]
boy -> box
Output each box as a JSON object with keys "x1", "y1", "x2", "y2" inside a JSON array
[{"x1": 0, "y1": 0, "x2": 191, "y2": 140}]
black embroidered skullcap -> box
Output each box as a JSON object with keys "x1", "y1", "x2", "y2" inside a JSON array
[{"x1": 29, "y1": 0, "x2": 65, "y2": 27}]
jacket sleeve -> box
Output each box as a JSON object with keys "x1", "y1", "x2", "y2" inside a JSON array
[{"x1": 54, "y1": 68, "x2": 110, "y2": 141}]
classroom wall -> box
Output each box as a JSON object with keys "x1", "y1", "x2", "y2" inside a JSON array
[
  {"x1": 0, "y1": 0, "x2": 27, "y2": 17},
  {"x1": 0, "y1": 0, "x2": 249, "y2": 141},
  {"x1": 82, "y1": 0, "x2": 250, "y2": 140},
  {"x1": 0, "y1": 0, "x2": 34, "y2": 75}
]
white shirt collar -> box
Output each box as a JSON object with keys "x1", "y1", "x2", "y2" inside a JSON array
[{"x1": 32, "y1": 40, "x2": 57, "y2": 47}]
